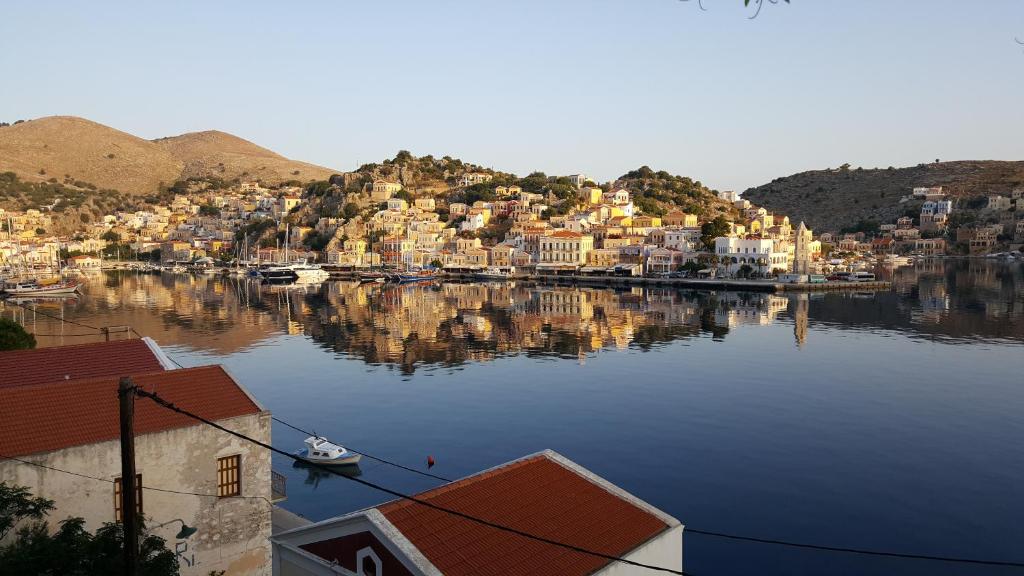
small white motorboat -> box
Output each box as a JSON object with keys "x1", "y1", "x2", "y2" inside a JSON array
[{"x1": 296, "y1": 436, "x2": 361, "y2": 466}]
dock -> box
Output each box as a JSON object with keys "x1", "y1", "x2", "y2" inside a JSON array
[{"x1": 324, "y1": 269, "x2": 891, "y2": 293}]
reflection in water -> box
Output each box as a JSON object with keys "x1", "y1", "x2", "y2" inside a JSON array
[{"x1": 3, "y1": 260, "x2": 1022, "y2": 368}]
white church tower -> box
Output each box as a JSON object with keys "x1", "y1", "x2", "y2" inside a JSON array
[{"x1": 793, "y1": 221, "x2": 812, "y2": 275}]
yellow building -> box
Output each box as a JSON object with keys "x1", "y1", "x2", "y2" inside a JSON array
[{"x1": 540, "y1": 230, "x2": 594, "y2": 265}]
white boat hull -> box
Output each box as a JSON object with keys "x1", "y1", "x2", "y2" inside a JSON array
[{"x1": 296, "y1": 449, "x2": 361, "y2": 466}]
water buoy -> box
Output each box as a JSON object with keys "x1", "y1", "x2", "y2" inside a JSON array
[{"x1": 427, "y1": 455, "x2": 436, "y2": 469}]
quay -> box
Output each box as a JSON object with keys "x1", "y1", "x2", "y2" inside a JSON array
[{"x1": 322, "y1": 268, "x2": 890, "y2": 293}]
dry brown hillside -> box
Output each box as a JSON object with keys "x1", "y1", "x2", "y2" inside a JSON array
[
  {"x1": 153, "y1": 130, "x2": 339, "y2": 184},
  {"x1": 0, "y1": 116, "x2": 183, "y2": 194},
  {"x1": 0, "y1": 116, "x2": 342, "y2": 195}
]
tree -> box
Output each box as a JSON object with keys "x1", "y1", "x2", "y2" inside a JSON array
[
  {"x1": 738, "y1": 264, "x2": 754, "y2": 278},
  {"x1": 342, "y1": 203, "x2": 360, "y2": 220},
  {"x1": 0, "y1": 318, "x2": 35, "y2": 351},
  {"x1": 0, "y1": 482, "x2": 178, "y2": 575},
  {"x1": 198, "y1": 204, "x2": 220, "y2": 217},
  {"x1": 101, "y1": 230, "x2": 121, "y2": 243},
  {"x1": 700, "y1": 216, "x2": 731, "y2": 251}
]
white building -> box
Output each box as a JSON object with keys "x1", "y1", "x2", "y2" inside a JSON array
[
  {"x1": 271, "y1": 450, "x2": 683, "y2": 576},
  {"x1": 714, "y1": 237, "x2": 789, "y2": 277},
  {"x1": 565, "y1": 174, "x2": 589, "y2": 188}
]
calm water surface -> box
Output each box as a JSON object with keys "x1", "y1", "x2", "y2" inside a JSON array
[{"x1": 4, "y1": 260, "x2": 1023, "y2": 576}]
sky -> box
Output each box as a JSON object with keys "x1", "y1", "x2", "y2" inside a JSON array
[{"x1": 1, "y1": 0, "x2": 1022, "y2": 192}]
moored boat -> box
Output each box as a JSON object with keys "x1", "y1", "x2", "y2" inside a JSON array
[
  {"x1": 1, "y1": 279, "x2": 81, "y2": 296},
  {"x1": 396, "y1": 270, "x2": 438, "y2": 283},
  {"x1": 296, "y1": 436, "x2": 362, "y2": 466}
]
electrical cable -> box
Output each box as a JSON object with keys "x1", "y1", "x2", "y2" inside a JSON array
[
  {"x1": 0, "y1": 453, "x2": 271, "y2": 504},
  {"x1": 270, "y1": 416, "x2": 452, "y2": 483},
  {"x1": 137, "y1": 388, "x2": 694, "y2": 575}
]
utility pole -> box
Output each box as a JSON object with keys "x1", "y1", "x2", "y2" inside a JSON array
[{"x1": 118, "y1": 376, "x2": 139, "y2": 576}]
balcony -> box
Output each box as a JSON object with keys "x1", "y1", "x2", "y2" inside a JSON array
[{"x1": 271, "y1": 469, "x2": 287, "y2": 503}]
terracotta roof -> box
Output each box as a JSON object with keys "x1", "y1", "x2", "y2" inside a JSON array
[
  {"x1": 549, "y1": 230, "x2": 583, "y2": 238},
  {"x1": 376, "y1": 452, "x2": 671, "y2": 576},
  {"x1": 0, "y1": 366, "x2": 262, "y2": 457},
  {"x1": 0, "y1": 338, "x2": 170, "y2": 389}
]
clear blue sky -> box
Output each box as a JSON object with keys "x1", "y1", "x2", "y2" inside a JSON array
[{"x1": 1, "y1": 0, "x2": 1022, "y2": 191}]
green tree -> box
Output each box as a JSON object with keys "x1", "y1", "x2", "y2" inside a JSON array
[
  {"x1": 101, "y1": 230, "x2": 121, "y2": 243},
  {"x1": 198, "y1": 204, "x2": 220, "y2": 217},
  {"x1": 342, "y1": 203, "x2": 360, "y2": 219},
  {"x1": 0, "y1": 318, "x2": 35, "y2": 351},
  {"x1": 0, "y1": 482, "x2": 178, "y2": 575},
  {"x1": 700, "y1": 216, "x2": 731, "y2": 251}
]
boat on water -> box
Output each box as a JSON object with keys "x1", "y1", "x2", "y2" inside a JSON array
[
  {"x1": 395, "y1": 270, "x2": 438, "y2": 283},
  {"x1": 1, "y1": 279, "x2": 81, "y2": 296},
  {"x1": 879, "y1": 254, "x2": 912, "y2": 267},
  {"x1": 473, "y1": 266, "x2": 516, "y2": 281},
  {"x1": 261, "y1": 262, "x2": 330, "y2": 284},
  {"x1": 358, "y1": 271, "x2": 388, "y2": 283},
  {"x1": 295, "y1": 436, "x2": 362, "y2": 466}
]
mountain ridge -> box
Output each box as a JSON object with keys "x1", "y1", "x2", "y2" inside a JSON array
[
  {"x1": 742, "y1": 160, "x2": 1024, "y2": 232},
  {"x1": 0, "y1": 116, "x2": 341, "y2": 194}
]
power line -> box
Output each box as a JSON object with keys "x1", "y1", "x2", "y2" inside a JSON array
[
  {"x1": 3, "y1": 301, "x2": 104, "y2": 333},
  {"x1": 0, "y1": 453, "x2": 271, "y2": 504},
  {"x1": 189, "y1": 409, "x2": 1024, "y2": 571},
  {"x1": 11, "y1": 304, "x2": 1024, "y2": 570},
  {"x1": 136, "y1": 388, "x2": 693, "y2": 576},
  {"x1": 684, "y1": 528, "x2": 1024, "y2": 568},
  {"x1": 270, "y1": 416, "x2": 452, "y2": 483}
]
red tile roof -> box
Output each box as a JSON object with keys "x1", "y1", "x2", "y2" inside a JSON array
[
  {"x1": 376, "y1": 453, "x2": 670, "y2": 576},
  {"x1": 0, "y1": 366, "x2": 262, "y2": 457},
  {"x1": 0, "y1": 338, "x2": 170, "y2": 389},
  {"x1": 549, "y1": 230, "x2": 583, "y2": 238}
]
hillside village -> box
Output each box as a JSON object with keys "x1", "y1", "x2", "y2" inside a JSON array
[{"x1": 3, "y1": 151, "x2": 1024, "y2": 280}]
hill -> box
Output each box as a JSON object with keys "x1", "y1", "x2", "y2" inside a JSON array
[
  {"x1": 0, "y1": 116, "x2": 183, "y2": 195},
  {"x1": 0, "y1": 116, "x2": 341, "y2": 195},
  {"x1": 153, "y1": 130, "x2": 338, "y2": 184},
  {"x1": 743, "y1": 161, "x2": 1024, "y2": 232},
  {"x1": 612, "y1": 166, "x2": 734, "y2": 219}
]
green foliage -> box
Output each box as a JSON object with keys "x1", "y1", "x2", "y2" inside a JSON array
[
  {"x1": 342, "y1": 203, "x2": 360, "y2": 220},
  {"x1": 198, "y1": 204, "x2": 220, "y2": 217},
  {"x1": 0, "y1": 482, "x2": 53, "y2": 539},
  {"x1": 0, "y1": 483, "x2": 179, "y2": 576},
  {"x1": 101, "y1": 230, "x2": 121, "y2": 242},
  {"x1": 303, "y1": 231, "x2": 331, "y2": 252},
  {"x1": 840, "y1": 219, "x2": 880, "y2": 235},
  {"x1": 618, "y1": 166, "x2": 719, "y2": 217},
  {"x1": 234, "y1": 218, "x2": 276, "y2": 242},
  {"x1": 394, "y1": 189, "x2": 413, "y2": 203},
  {"x1": 305, "y1": 181, "x2": 333, "y2": 197},
  {"x1": 700, "y1": 216, "x2": 731, "y2": 250}
]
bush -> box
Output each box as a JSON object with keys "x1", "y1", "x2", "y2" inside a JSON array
[{"x1": 0, "y1": 318, "x2": 35, "y2": 351}]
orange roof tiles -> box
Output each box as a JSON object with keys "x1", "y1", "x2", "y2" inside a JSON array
[
  {"x1": 0, "y1": 366, "x2": 262, "y2": 457},
  {"x1": 549, "y1": 230, "x2": 583, "y2": 238},
  {"x1": 377, "y1": 454, "x2": 669, "y2": 576},
  {"x1": 0, "y1": 339, "x2": 169, "y2": 389}
]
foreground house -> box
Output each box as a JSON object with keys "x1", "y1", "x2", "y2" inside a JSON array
[
  {"x1": 272, "y1": 450, "x2": 683, "y2": 576},
  {"x1": 0, "y1": 340, "x2": 276, "y2": 576}
]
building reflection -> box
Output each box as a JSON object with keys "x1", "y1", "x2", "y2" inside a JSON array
[{"x1": 4, "y1": 260, "x2": 1021, "y2": 372}]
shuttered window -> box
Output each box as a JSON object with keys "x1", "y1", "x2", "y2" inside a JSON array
[
  {"x1": 114, "y1": 474, "x2": 143, "y2": 522},
  {"x1": 217, "y1": 455, "x2": 241, "y2": 497}
]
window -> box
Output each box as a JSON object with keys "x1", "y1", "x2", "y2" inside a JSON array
[
  {"x1": 114, "y1": 474, "x2": 143, "y2": 522},
  {"x1": 217, "y1": 455, "x2": 241, "y2": 497}
]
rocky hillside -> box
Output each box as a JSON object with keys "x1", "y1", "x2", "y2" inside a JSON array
[
  {"x1": 0, "y1": 116, "x2": 183, "y2": 195},
  {"x1": 743, "y1": 161, "x2": 1024, "y2": 232},
  {"x1": 153, "y1": 130, "x2": 337, "y2": 184},
  {"x1": 612, "y1": 166, "x2": 735, "y2": 219},
  {"x1": 0, "y1": 116, "x2": 341, "y2": 195}
]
